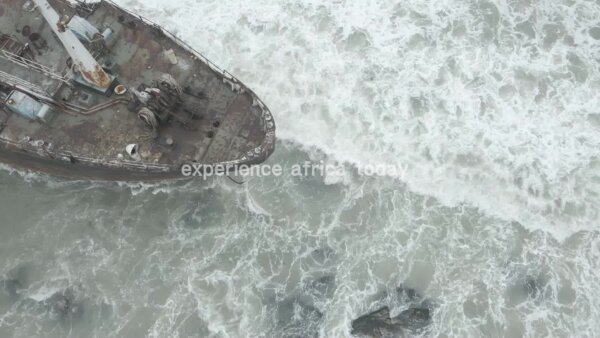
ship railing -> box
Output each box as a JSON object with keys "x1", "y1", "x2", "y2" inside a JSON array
[
  {"x1": 64, "y1": 154, "x2": 172, "y2": 171},
  {"x1": 99, "y1": 1, "x2": 237, "y2": 79},
  {"x1": 0, "y1": 50, "x2": 72, "y2": 86},
  {"x1": 0, "y1": 136, "x2": 173, "y2": 172},
  {"x1": 59, "y1": 0, "x2": 242, "y2": 91},
  {"x1": 56, "y1": 0, "x2": 274, "y2": 122},
  {"x1": 0, "y1": 69, "x2": 47, "y2": 96},
  {"x1": 0, "y1": 34, "x2": 26, "y2": 55},
  {"x1": 99, "y1": 2, "x2": 271, "y2": 106}
]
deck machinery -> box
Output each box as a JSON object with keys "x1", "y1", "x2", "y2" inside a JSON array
[{"x1": 0, "y1": 0, "x2": 275, "y2": 180}]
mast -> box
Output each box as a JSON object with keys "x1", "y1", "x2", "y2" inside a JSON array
[{"x1": 32, "y1": 0, "x2": 113, "y2": 89}]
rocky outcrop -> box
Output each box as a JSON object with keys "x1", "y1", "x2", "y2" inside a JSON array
[
  {"x1": 351, "y1": 287, "x2": 433, "y2": 337},
  {"x1": 351, "y1": 306, "x2": 431, "y2": 337}
]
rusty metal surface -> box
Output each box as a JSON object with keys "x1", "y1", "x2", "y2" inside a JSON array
[
  {"x1": 0, "y1": 0, "x2": 275, "y2": 180},
  {"x1": 80, "y1": 64, "x2": 113, "y2": 89}
]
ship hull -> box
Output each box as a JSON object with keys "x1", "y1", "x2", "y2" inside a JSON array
[
  {"x1": 0, "y1": 143, "x2": 184, "y2": 181},
  {"x1": 0, "y1": 138, "x2": 272, "y2": 181},
  {"x1": 0, "y1": 0, "x2": 276, "y2": 182}
]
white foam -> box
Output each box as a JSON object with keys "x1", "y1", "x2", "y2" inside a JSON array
[
  {"x1": 2, "y1": 1, "x2": 599, "y2": 337},
  {"x1": 113, "y1": 0, "x2": 600, "y2": 240}
]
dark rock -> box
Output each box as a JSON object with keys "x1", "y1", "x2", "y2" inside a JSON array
[
  {"x1": 351, "y1": 307, "x2": 398, "y2": 337},
  {"x1": 394, "y1": 307, "x2": 431, "y2": 331},
  {"x1": 351, "y1": 306, "x2": 432, "y2": 337},
  {"x1": 351, "y1": 287, "x2": 433, "y2": 337}
]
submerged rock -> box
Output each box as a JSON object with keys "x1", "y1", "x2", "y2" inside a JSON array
[
  {"x1": 3, "y1": 262, "x2": 34, "y2": 294},
  {"x1": 309, "y1": 247, "x2": 337, "y2": 267},
  {"x1": 177, "y1": 313, "x2": 213, "y2": 338},
  {"x1": 301, "y1": 275, "x2": 336, "y2": 305},
  {"x1": 351, "y1": 287, "x2": 433, "y2": 337},
  {"x1": 1, "y1": 279, "x2": 23, "y2": 299},
  {"x1": 524, "y1": 277, "x2": 541, "y2": 299},
  {"x1": 394, "y1": 307, "x2": 431, "y2": 331},
  {"x1": 44, "y1": 289, "x2": 84, "y2": 319},
  {"x1": 351, "y1": 307, "x2": 397, "y2": 337},
  {"x1": 506, "y1": 274, "x2": 550, "y2": 306},
  {"x1": 272, "y1": 275, "x2": 337, "y2": 338},
  {"x1": 351, "y1": 306, "x2": 432, "y2": 337},
  {"x1": 277, "y1": 297, "x2": 323, "y2": 338}
]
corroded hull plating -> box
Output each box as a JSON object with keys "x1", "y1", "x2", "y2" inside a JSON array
[
  {"x1": 0, "y1": 130, "x2": 271, "y2": 181},
  {"x1": 0, "y1": 0, "x2": 275, "y2": 181},
  {"x1": 0, "y1": 141, "x2": 180, "y2": 180}
]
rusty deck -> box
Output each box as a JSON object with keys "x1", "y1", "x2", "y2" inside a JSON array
[{"x1": 0, "y1": 0, "x2": 275, "y2": 180}]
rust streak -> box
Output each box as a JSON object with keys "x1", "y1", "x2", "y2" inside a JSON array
[{"x1": 80, "y1": 64, "x2": 112, "y2": 89}]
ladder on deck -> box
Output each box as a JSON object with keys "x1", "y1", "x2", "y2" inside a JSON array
[
  {"x1": 0, "y1": 34, "x2": 25, "y2": 56},
  {"x1": 0, "y1": 69, "x2": 47, "y2": 96}
]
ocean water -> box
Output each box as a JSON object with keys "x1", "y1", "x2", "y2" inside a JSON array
[{"x1": 1, "y1": 0, "x2": 600, "y2": 337}]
